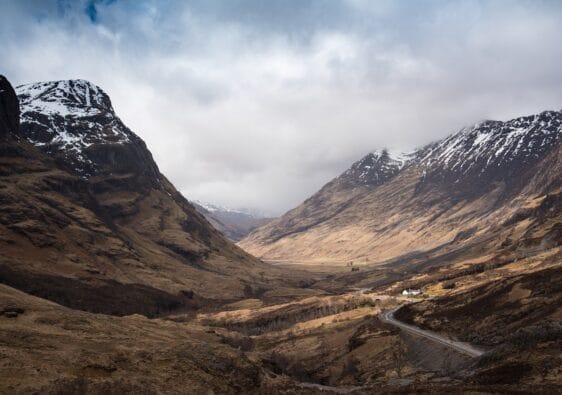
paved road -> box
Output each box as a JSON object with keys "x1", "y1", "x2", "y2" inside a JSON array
[{"x1": 379, "y1": 308, "x2": 484, "y2": 358}]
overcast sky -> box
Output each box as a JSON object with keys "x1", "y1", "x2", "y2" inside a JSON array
[{"x1": 1, "y1": 0, "x2": 562, "y2": 215}]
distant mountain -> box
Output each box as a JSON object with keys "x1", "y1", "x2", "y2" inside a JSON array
[
  {"x1": 191, "y1": 201, "x2": 274, "y2": 241},
  {"x1": 0, "y1": 77, "x2": 290, "y2": 316},
  {"x1": 240, "y1": 110, "x2": 562, "y2": 265}
]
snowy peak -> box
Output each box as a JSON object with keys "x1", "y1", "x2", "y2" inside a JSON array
[
  {"x1": 195, "y1": 200, "x2": 242, "y2": 215},
  {"x1": 191, "y1": 200, "x2": 274, "y2": 241},
  {"x1": 341, "y1": 149, "x2": 411, "y2": 187},
  {"x1": 335, "y1": 110, "x2": 561, "y2": 193},
  {"x1": 15, "y1": 80, "x2": 134, "y2": 177},
  {"x1": 17, "y1": 79, "x2": 113, "y2": 117},
  {"x1": 420, "y1": 110, "x2": 562, "y2": 184}
]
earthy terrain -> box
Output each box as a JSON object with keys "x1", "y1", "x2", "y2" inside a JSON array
[
  {"x1": 3, "y1": 267, "x2": 559, "y2": 393},
  {"x1": 394, "y1": 265, "x2": 562, "y2": 388},
  {"x1": 1, "y1": 75, "x2": 561, "y2": 393},
  {"x1": 0, "y1": 284, "x2": 268, "y2": 394}
]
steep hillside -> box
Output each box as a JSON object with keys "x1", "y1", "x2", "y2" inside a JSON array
[
  {"x1": 192, "y1": 201, "x2": 273, "y2": 241},
  {"x1": 240, "y1": 111, "x2": 562, "y2": 265},
  {"x1": 0, "y1": 76, "x2": 298, "y2": 316}
]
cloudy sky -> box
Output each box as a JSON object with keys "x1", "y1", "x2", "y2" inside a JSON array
[{"x1": 1, "y1": 0, "x2": 562, "y2": 215}]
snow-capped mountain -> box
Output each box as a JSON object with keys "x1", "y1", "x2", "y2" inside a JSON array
[
  {"x1": 191, "y1": 200, "x2": 274, "y2": 241},
  {"x1": 420, "y1": 111, "x2": 562, "y2": 185},
  {"x1": 2, "y1": 77, "x2": 277, "y2": 316},
  {"x1": 18, "y1": 79, "x2": 111, "y2": 117},
  {"x1": 336, "y1": 111, "x2": 562, "y2": 191},
  {"x1": 16, "y1": 80, "x2": 145, "y2": 178},
  {"x1": 241, "y1": 109, "x2": 562, "y2": 264},
  {"x1": 193, "y1": 200, "x2": 265, "y2": 218}
]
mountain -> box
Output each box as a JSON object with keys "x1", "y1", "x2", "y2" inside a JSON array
[
  {"x1": 240, "y1": 111, "x2": 562, "y2": 265},
  {"x1": 0, "y1": 77, "x2": 295, "y2": 317},
  {"x1": 192, "y1": 201, "x2": 274, "y2": 241}
]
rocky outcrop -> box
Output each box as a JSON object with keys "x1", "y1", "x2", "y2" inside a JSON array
[
  {"x1": 338, "y1": 149, "x2": 411, "y2": 188},
  {"x1": 0, "y1": 75, "x2": 19, "y2": 137}
]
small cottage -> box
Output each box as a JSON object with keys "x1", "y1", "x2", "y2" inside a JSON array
[{"x1": 402, "y1": 288, "x2": 421, "y2": 296}]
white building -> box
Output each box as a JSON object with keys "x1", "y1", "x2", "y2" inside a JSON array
[{"x1": 402, "y1": 288, "x2": 422, "y2": 296}]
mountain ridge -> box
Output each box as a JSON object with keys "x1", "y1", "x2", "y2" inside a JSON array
[
  {"x1": 240, "y1": 109, "x2": 562, "y2": 264},
  {"x1": 0, "y1": 76, "x2": 300, "y2": 316}
]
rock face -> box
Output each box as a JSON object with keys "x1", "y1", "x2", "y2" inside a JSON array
[
  {"x1": 240, "y1": 111, "x2": 562, "y2": 264},
  {"x1": 0, "y1": 75, "x2": 19, "y2": 137},
  {"x1": 339, "y1": 150, "x2": 411, "y2": 188},
  {"x1": 0, "y1": 77, "x2": 284, "y2": 316}
]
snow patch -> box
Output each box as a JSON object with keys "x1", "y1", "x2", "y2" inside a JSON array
[
  {"x1": 15, "y1": 79, "x2": 133, "y2": 176},
  {"x1": 420, "y1": 111, "x2": 561, "y2": 174}
]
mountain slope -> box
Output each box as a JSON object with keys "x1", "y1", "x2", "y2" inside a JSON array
[
  {"x1": 240, "y1": 111, "x2": 562, "y2": 265},
  {"x1": 0, "y1": 77, "x2": 291, "y2": 316}
]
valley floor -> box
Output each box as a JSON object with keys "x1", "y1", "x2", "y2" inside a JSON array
[{"x1": 2, "y1": 250, "x2": 560, "y2": 394}]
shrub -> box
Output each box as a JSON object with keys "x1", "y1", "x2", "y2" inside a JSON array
[{"x1": 442, "y1": 281, "x2": 456, "y2": 289}]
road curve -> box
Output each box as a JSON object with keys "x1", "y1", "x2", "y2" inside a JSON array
[{"x1": 379, "y1": 308, "x2": 484, "y2": 358}]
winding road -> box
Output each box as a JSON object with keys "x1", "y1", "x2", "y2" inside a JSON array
[{"x1": 379, "y1": 308, "x2": 484, "y2": 358}]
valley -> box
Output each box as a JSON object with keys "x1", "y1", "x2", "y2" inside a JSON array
[{"x1": 0, "y1": 73, "x2": 560, "y2": 394}]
